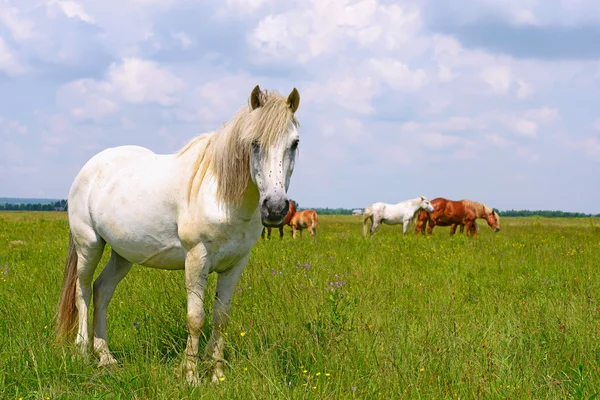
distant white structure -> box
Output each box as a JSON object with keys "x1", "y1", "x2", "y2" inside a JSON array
[{"x1": 352, "y1": 209, "x2": 363, "y2": 215}]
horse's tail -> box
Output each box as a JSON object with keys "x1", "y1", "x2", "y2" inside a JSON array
[
  {"x1": 363, "y1": 205, "x2": 373, "y2": 237},
  {"x1": 57, "y1": 232, "x2": 79, "y2": 341}
]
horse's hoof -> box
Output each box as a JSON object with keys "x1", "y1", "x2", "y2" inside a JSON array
[
  {"x1": 211, "y1": 370, "x2": 225, "y2": 385},
  {"x1": 186, "y1": 373, "x2": 202, "y2": 387},
  {"x1": 98, "y1": 354, "x2": 118, "y2": 368}
]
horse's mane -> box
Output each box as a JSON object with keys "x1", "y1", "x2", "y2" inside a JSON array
[
  {"x1": 408, "y1": 197, "x2": 427, "y2": 226},
  {"x1": 178, "y1": 89, "x2": 298, "y2": 207},
  {"x1": 461, "y1": 200, "x2": 496, "y2": 218}
]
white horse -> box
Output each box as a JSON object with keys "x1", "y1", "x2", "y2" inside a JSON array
[
  {"x1": 57, "y1": 85, "x2": 301, "y2": 385},
  {"x1": 363, "y1": 196, "x2": 434, "y2": 237}
]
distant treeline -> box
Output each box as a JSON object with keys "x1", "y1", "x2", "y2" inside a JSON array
[
  {"x1": 300, "y1": 207, "x2": 355, "y2": 215},
  {"x1": 0, "y1": 200, "x2": 67, "y2": 211},
  {"x1": 0, "y1": 199, "x2": 598, "y2": 217},
  {"x1": 497, "y1": 209, "x2": 600, "y2": 218},
  {"x1": 301, "y1": 207, "x2": 600, "y2": 217}
]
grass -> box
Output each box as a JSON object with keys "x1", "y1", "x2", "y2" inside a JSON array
[{"x1": 1, "y1": 211, "x2": 600, "y2": 399}]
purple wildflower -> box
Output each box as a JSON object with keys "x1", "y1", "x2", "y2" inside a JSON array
[
  {"x1": 3, "y1": 267, "x2": 9, "y2": 278},
  {"x1": 133, "y1": 321, "x2": 138, "y2": 327},
  {"x1": 351, "y1": 386, "x2": 356, "y2": 391}
]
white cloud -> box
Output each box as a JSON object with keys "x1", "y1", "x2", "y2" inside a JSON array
[
  {"x1": 0, "y1": 37, "x2": 27, "y2": 76},
  {"x1": 0, "y1": 117, "x2": 28, "y2": 135},
  {"x1": 248, "y1": 0, "x2": 422, "y2": 63},
  {"x1": 47, "y1": 1, "x2": 96, "y2": 24},
  {"x1": 516, "y1": 147, "x2": 540, "y2": 162},
  {"x1": 513, "y1": 119, "x2": 538, "y2": 138},
  {"x1": 304, "y1": 75, "x2": 377, "y2": 115},
  {"x1": 57, "y1": 80, "x2": 119, "y2": 122},
  {"x1": 171, "y1": 32, "x2": 192, "y2": 48},
  {"x1": 437, "y1": 64, "x2": 454, "y2": 82},
  {"x1": 525, "y1": 107, "x2": 559, "y2": 124},
  {"x1": 419, "y1": 132, "x2": 462, "y2": 148},
  {"x1": 224, "y1": 0, "x2": 273, "y2": 12},
  {"x1": 368, "y1": 58, "x2": 428, "y2": 90},
  {"x1": 56, "y1": 58, "x2": 183, "y2": 121},
  {"x1": 105, "y1": 58, "x2": 183, "y2": 105},
  {"x1": 0, "y1": 4, "x2": 36, "y2": 42},
  {"x1": 512, "y1": 9, "x2": 540, "y2": 25},
  {"x1": 516, "y1": 79, "x2": 533, "y2": 99},
  {"x1": 481, "y1": 65, "x2": 512, "y2": 94}
]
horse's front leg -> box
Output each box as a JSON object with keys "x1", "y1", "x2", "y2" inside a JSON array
[
  {"x1": 427, "y1": 218, "x2": 435, "y2": 235},
  {"x1": 402, "y1": 220, "x2": 410, "y2": 235},
  {"x1": 181, "y1": 245, "x2": 209, "y2": 386},
  {"x1": 205, "y1": 255, "x2": 248, "y2": 384}
]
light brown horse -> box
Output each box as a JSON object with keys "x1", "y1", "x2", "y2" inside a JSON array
[
  {"x1": 416, "y1": 198, "x2": 500, "y2": 236},
  {"x1": 289, "y1": 209, "x2": 318, "y2": 239},
  {"x1": 261, "y1": 200, "x2": 297, "y2": 239}
]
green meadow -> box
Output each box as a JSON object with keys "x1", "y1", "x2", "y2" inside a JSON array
[{"x1": 1, "y1": 212, "x2": 600, "y2": 399}]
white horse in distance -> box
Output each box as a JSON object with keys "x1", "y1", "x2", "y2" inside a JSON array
[
  {"x1": 57, "y1": 85, "x2": 301, "y2": 385},
  {"x1": 363, "y1": 196, "x2": 435, "y2": 237}
]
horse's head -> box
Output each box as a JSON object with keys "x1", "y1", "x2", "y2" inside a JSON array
[
  {"x1": 419, "y1": 196, "x2": 435, "y2": 213},
  {"x1": 247, "y1": 85, "x2": 300, "y2": 227},
  {"x1": 484, "y1": 210, "x2": 500, "y2": 232}
]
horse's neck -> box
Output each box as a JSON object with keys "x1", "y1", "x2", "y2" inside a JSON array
[
  {"x1": 177, "y1": 133, "x2": 260, "y2": 220},
  {"x1": 475, "y1": 203, "x2": 486, "y2": 218},
  {"x1": 401, "y1": 200, "x2": 419, "y2": 214}
]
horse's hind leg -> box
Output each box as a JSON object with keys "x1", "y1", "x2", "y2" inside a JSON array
[
  {"x1": 450, "y1": 224, "x2": 457, "y2": 235},
  {"x1": 279, "y1": 226, "x2": 284, "y2": 238},
  {"x1": 370, "y1": 218, "x2": 380, "y2": 236},
  {"x1": 93, "y1": 250, "x2": 133, "y2": 367},
  {"x1": 74, "y1": 235, "x2": 106, "y2": 354}
]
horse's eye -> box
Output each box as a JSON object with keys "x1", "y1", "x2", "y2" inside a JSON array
[{"x1": 291, "y1": 139, "x2": 299, "y2": 151}]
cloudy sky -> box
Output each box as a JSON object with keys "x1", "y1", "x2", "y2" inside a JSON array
[{"x1": 1, "y1": 0, "x2": 599, "y2": 213}]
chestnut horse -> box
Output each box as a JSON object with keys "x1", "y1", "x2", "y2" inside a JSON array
[
  {"x1": 289, "y1": 209, "x2": 318, "y2": 239},
  {"x1": 416, "y1": 198, "x2": 500, "y2": 236},
  {"x1": 261, "y1": 200, "x2": 297, "y2": 239}
]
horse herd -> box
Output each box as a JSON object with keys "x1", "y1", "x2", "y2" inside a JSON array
[
  {"x1": 264, "y1": 196, "x2": 501, "y2": 240},
  {"x1": 55, "y1": 85, "x2": 500, "y2": 385}
]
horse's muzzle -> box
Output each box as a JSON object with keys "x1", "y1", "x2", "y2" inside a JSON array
[
  {"x1": 494, "y1": 227, "x2": 500, "y2": 233},
  {"x1": 260, "y1": 196, "x2": 289, "y2": 226}
]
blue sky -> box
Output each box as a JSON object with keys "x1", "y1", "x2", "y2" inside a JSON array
[{"x1": 0, "y1": 0, "x2": 599, "y2": 213}]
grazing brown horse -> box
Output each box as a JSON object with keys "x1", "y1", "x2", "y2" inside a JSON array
[
  {"x1": 289, "y1": 209, "x2": 318, "y2": 239},
  {"x1": 416, "y1": 198, "x2": 500, "y2": 236},
  {"x1": 262, "y1": 201, "x2": 297, "y2": 239}
]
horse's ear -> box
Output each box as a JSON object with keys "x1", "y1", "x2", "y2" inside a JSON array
[
  {"x1": 250, "y1": 85, "x2": 263, "y2": 110},
  {"x1": 287, "y1": 88, "x2": 300, "y2": 113},
  {"x1": 421, "y1": 196, "x2": 425, "y2": 201}
]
